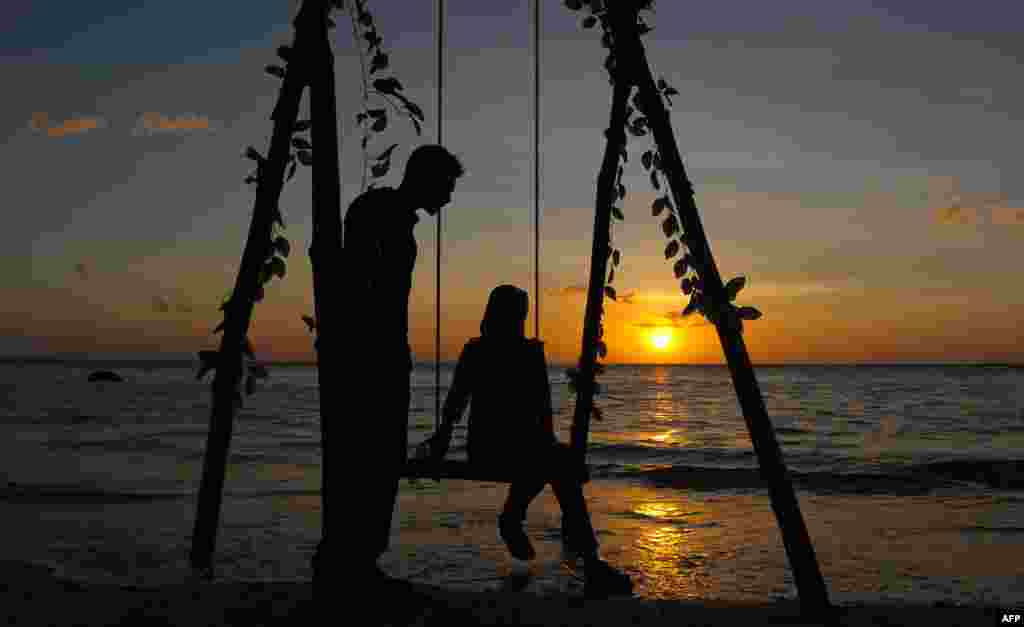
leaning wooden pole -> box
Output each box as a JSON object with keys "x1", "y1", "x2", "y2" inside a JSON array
[
  {"x1": 569, "y1": 79, "x2": 632, "y2": 466},
  {"x1": 306, "y1": 0, "x2": 344, "y2": 545},
  {"x1": 189, "y1": 4, "x2": 313, "y2": 574},
  {"x1": 606, "y1": 2, "x2": 832, "y2": 615}
]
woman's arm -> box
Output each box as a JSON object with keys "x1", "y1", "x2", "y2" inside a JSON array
[
  {"x1": 441, "y1": 340, "x2": 475, "y2": 430},
  {"x1": 533, "y1": 341, "x2": 556, "y2": 440}
]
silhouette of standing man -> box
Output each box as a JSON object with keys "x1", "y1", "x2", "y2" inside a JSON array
[{"x1": 313, "y1": 144, "x2": 464, "y2": 596}]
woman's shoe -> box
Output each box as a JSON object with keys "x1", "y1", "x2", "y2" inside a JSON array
[
  {"x1": 583, "y1": 559, "x2": 633, "y2": 599},
  {"x1": 498, "y1": 514, "x2": 536, "y2": 561}
]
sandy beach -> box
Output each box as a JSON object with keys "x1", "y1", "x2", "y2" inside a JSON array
[{"x1": 0, "y1": 560, "x2": 1004, "y2": 627}]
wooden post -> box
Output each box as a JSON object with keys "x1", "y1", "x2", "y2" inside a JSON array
[
  {"x1": 188, "y1": 2, "x2": 314, "y2": 575},
  {"x1": 607, "y1": 2, "x2": 832, "y2": 616},
  {"x1": 569, "y1": 80, "x2": 632, "y2": 465},
  {"x1": 307, "y1": 0, "x2": 344, "y2": 543}
]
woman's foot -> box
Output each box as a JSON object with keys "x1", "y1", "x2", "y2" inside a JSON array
[
  {"x1": 498, "y1": 514, "x2": 536, "y2": 561},
  {"x1": 583, "y1": 558, "x2": 633, "y2": 599}
]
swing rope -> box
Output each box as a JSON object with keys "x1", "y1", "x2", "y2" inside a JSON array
[
  {"x1": 432, "y1": 0, "x2": 542, "y2": 432},
  {"x1": 533, "y1": 0, "x2": 541, "y2": 339},
  {"x1": 434, "y1": 0, "x2": 444, "y2": 432}
]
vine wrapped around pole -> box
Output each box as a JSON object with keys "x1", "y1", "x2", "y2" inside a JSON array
[
  {"x1": 602, "y1": 0, "x2": 832, "y2": 615},
  {"x1": 189, "y1": 2, "x2": 316, "y2": 575},
  {"x1": 569, "y1": 79, "x2": 632, "y2": 468}
]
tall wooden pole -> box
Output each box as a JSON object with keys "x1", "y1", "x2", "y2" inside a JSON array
[
  {"x1": 569, "y1": 80, "x2": 632, "y2": 466},
  {"x1": 307, "y1": 0, "x2": 344, "y2": 545},
  {"x1": 189, "y1": 2, "x2": 315, "y2": 574},
  {"x1": 606, "y1": 2, "x2": 832, "y2": 615}
]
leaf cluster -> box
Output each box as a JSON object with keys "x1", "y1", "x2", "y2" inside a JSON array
[
  {"x1": 345, "y1": 0, "x2": 425, "y2": 192},
  {"x1": 195, "y1": 340, "x2": 270, "y2": 406}
]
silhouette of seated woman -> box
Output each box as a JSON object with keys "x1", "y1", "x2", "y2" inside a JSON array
[{"x1": 427, "y1": 284, "x2": 632, "y2": 596}]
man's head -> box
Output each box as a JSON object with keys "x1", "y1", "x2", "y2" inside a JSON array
[{"x1": 399, "y1": 144, "x2": 465, "y2": 215}]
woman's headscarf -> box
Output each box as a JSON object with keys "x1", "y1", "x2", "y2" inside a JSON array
[{"x1": 480, "y1": 285, "x2": 529, "y2": 339}]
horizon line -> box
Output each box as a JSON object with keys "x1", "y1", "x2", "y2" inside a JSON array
[{"x1": 1, "y1": 355, "x2": 1021, "y2": 369}]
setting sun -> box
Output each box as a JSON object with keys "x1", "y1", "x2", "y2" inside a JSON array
[{"x1": 650, "y1": 329, "x2": 672, "y2": 351}]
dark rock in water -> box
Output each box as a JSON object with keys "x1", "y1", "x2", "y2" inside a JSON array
[{"x1": 87, "y1": 370, "x2": 124, "y2": 383}]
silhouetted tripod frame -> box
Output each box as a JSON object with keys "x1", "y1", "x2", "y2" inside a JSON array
[{"x1": 189, "y1": 0, "x2": 832, "y2": 616}]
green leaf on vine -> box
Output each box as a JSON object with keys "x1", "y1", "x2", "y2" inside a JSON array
[
  {"x1": 265, "y1": 65, "x2": 285, "y2": 79},
  {"x1": 604, "y1": 286, "x2": 617, "y2": 302},
  {"x1": 673, "y1": 256, "x2": 689, "y2": 278},
  {"x1": 301, "y1": 315, "x2": 317, "y2": 333},
  {"x1": 661, "y1": 214, "x2": 678, "y2": 238},
  {"x1": 268, "y1": 257, "x2": 286, "y2": 280},
  {"x1": 291, "y1": 137, "x2": 312, "y2": 150},
  {"x1": 736, "y1": 306, "x2": 762, "y2": 321},
  {"x1": 611, "y1": 205, "x2": 624, "y2": 221},
  {"x1": 370, "y1": 52, "x2": 389, "y2": 74},
  {"x1": 297, "y1": 150, "x2": 312, "y2": 166},
  {"x1": 376, "y1": 143, "x2": 399, "y2": 162},
  {"x1": 664, "y1": 240, "x2": 680, "y2": 259},
  {"x1": 682, "y1": 292, "x2": 703, "y2": 317},
  {"x1": 404, "y1": 100, "x2": 424, "y2": 122},
  {"x1": 725, "y1": 276, "x2": 746, "y2": 301},
  {"x1": 372, "y1": 77, "x2": 403, "y2": 95},
  {"x1": 273, "y1": 236, "x2": 290, "y2": 258},
  {"x1": 652, "y1": 195, "x2": 669, "y2": 216}
]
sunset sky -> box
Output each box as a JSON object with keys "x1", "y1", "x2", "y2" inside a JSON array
[{"x1": 2, "y1": 1, "x2": 1022, "y2": 365}]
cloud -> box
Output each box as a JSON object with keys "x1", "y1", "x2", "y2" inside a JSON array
[
  {"x1": 152, "y1": 296, "x2": 171, "y2": 313},
  {"x1": 629, "y1": 312, "x2": 708, "y2": 330},
  {"x1": 30, "y1": 113, "x2": 107, "y2": 137},
  {"x1": 935, "y1": 205, "x2": 980, "y2": 226},
  {"x1": 991, "y1": 207, "x2": 1024, "y2": 226},
  {"x1": 926, "y1": 176, "x2": 1007, "y2": 226},
  {"x1": 132, "y1": 112, "x2": 217, "y2": 136},
  {"x1": 73, "y1": 262, "x2": 89, "y2": 280}
]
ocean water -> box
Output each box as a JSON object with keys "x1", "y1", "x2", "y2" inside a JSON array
[{"x1": 2, "y1": 361, "x2": 1023, "y2": 605}]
